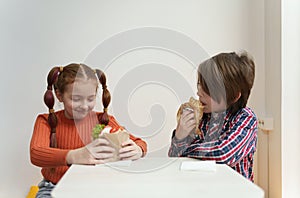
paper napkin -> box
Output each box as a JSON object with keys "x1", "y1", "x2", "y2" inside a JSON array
[{"x1": 180, "y1": 160, "x2": 216, "y2": 172}]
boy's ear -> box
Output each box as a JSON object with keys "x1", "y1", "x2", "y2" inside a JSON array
[
  {"x1": 55, "y1": 89, "x2": 63, "y2": 102},
  {"x1": 234, "y1": 92, "x2": 241, "y2": 103}
]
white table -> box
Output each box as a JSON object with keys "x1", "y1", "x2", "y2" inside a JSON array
[{"x1": 51, "y1": 157, "x2": 264, "y2": 198}]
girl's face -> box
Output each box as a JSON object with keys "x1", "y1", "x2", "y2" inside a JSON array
[
  {"x1": 57, "y1": 79, "x2": 98, "y2": 120},
  {"x1": 197, "y1": 84, "x2": 227, "y2": 113}
]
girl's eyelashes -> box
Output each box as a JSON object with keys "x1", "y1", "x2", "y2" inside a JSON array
[
  {"x1": 72, "y1": 97, "x2": 81, "y2": 102},
  {"x1": 72, "y1": 96, "x2": 96, "y2": 102},
  {"x1": 88, "y1": 96, "x2": 96, "y2": 102}
]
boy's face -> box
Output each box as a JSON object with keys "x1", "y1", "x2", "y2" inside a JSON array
[
  {"x1": 56, "y1": 79, "x2": 97, "y2": 120},
  {"x1": 197, "y1": 85, "x2": 227, "y2": 113}
]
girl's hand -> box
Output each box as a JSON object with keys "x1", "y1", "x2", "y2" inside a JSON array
[
  {"x1": 175, "y1": 109, "x2": 196, "y2": 140},
  {"x1": 66, "y1": 138, "x2": 115, "y2": 165},
  {"x1": 119, "y1": 139, "x2": 143, "y2": 161}
]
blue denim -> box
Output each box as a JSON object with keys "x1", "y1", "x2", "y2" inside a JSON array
[{"x1": 36, "y1": 179, "x2": 55, "y2": 198}]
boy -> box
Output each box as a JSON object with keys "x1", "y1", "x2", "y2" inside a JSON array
[{"x1": 169, "y1": 52, "x2": 257, "y2": 181}]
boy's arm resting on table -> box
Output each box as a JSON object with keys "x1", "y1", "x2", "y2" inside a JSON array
[
  {"x1": 169, "y1": 110, "x2": 258, "y2": 166},
  {"x1": 168, "y1": 130, "x2": 195, "y2": 157},
  {"x1": 30, "y1": 115, "x2": 70, "y2": 167}
]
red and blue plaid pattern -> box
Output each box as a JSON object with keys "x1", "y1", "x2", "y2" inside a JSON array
[{"x1": 169, "y1": 107, "x2": 258, "y2": 181}]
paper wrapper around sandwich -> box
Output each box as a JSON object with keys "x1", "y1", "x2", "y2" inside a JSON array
[
  {"x1": 103, "y1": 130, "x2": 130, "y2": 161},
  {"x1": 176, "y1": 97, "x2": 204, "y2": 135}
]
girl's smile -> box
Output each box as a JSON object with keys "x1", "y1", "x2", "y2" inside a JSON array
[{"x1": 56, "y1": 79, "x2": 98, "y2": 120}]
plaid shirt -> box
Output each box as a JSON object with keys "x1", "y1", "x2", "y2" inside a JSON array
[{"x1": 168, "y1": 107, "x2": 258, "y2": 181}]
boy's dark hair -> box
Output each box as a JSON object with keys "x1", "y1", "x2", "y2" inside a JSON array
[
  {"x1": 43, "y1": 63, "x2": 111, "y2": 147},
  {"x1": 198, "y1": 51, "x2": 255, "y2": 114}
]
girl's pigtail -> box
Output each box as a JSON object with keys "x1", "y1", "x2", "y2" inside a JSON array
[
  {"x1": 95, "y1": 69, "x2": 111, "y2": 125},
  {"x1": 43, "y1": 67, "x2": 61, "y2": 148}
]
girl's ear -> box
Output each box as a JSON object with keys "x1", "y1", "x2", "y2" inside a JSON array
[{"x1": 55, "y1": 89, "x2": 63, "y2": 102}]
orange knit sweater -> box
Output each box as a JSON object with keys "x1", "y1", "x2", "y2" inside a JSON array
[{"x1": 30, "y1": 110, "x2": 147, "y2": 184}]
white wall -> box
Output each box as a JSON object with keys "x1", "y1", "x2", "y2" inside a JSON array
[
  {"x1": 0, "y1": 0, "x2": 265, "y2": 197},
  {"x1": 264, "y1": 0, "x2": 282, "y2": 197},
  {"x1": 282, "y1": 1, "x2": 300, "y2": 197}
]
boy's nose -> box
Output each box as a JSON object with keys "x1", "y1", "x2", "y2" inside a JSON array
[{"x1": 197, "y1": 90, "x2": 204, "y2": 98}]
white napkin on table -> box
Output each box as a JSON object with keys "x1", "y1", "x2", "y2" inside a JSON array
[{"x1": 180, "y1": 160, "x2": 216, "y2": 172}]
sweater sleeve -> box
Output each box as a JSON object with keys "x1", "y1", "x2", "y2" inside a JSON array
[
  {"x1": 30, "y1": 114, "x2": 70, "y2": 167},
  {"x1": 108, "y1": 116, "x2": 148, "y2": 156}
]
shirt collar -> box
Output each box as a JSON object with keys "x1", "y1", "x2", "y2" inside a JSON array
[{"x1": 205, "y1": 109, "x2": 232, "y2": 122}]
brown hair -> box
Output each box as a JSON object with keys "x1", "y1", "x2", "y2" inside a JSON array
[
  {"x1": 43, "y1": 63, "x2": 111, "y2": 147},
  {"x1": 198, "y1": 51, "x2": 255, "y2": 114}
]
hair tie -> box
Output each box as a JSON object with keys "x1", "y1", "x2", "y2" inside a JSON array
[
  {"x1": 60, "y1": 66, "x2": 64, "y2": 72},
  {"x1": 49, "y1": 109, "x2": 55, "y2": 113},
  {"x1": 103, "y1": 108, "x2": 108, "y2": 112},
  {"x1": 102, "y1": 85, "x2": 107, "y2": 90}
]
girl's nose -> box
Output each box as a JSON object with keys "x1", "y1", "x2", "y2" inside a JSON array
[{"x1": 80, "y1": 101, "x2": 89, "y2": 110}]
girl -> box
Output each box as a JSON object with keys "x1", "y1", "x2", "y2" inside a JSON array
[
  {"x1": 169, "y1": 51, "x2": 258, "y2": 182},
  {"x1": 30, "y1": 63, "x2": 147, "y2": 197}
]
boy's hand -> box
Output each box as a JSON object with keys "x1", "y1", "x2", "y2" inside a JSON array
[{"x1": 175, "y1": 109, "x2": 196, "y2": 140}]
